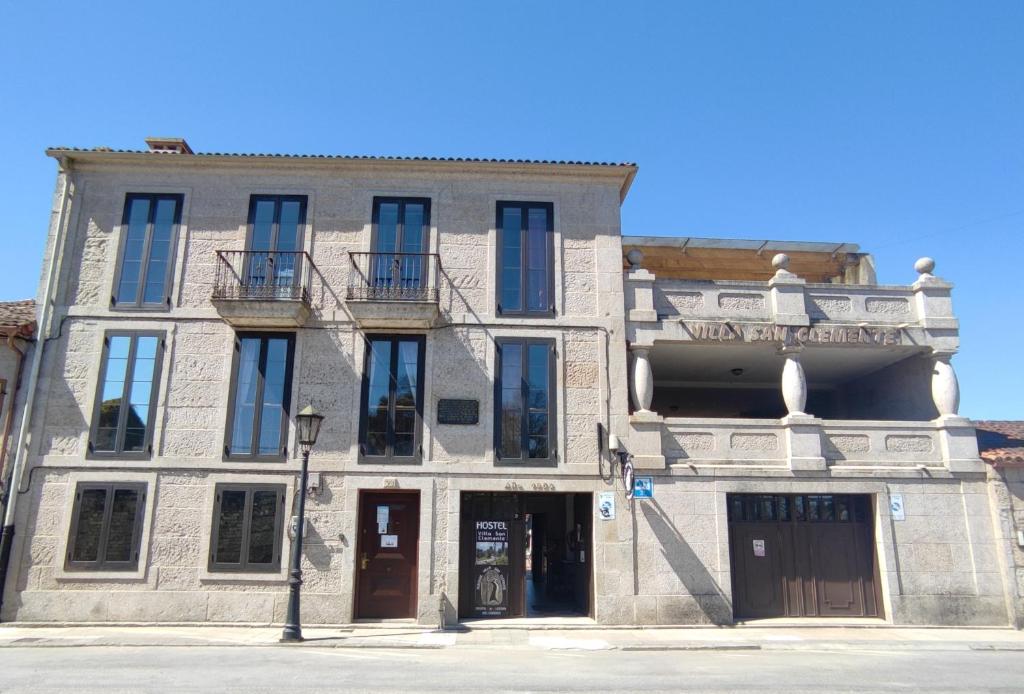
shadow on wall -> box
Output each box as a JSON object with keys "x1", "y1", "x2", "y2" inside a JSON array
[
  {"x1": 296, "y1": 330, "x2": 357, "y2": 460},
  {"x1": 429, "y1": 326, "x2": 490, "y2": 461},
  {"x1": 639, "y1": 500, "x2": 733, "y2": 625}
]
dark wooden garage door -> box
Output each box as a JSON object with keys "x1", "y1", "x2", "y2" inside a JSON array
[{"x1": 728, "y1": 494, "x2": 882, "y2": 619}]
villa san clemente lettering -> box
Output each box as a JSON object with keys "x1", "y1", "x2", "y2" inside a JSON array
[{"x1": 682, "y1": 321, "x2": 902, "y2": 346}]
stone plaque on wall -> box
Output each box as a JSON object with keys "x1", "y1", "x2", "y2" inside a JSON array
[{"x1": 437, "y1": 398, "x2": 479, "y2": 425}]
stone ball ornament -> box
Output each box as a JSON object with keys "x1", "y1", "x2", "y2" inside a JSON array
[
  {"x1": 626, "y1": 248, "x2": 644, "y2": 269},
  {"x1": 914, "y1": 257, "x2": 936, "y2": 276},
  {"x1": 772, "y1": 253, "x2": 790, "y2": 271}
]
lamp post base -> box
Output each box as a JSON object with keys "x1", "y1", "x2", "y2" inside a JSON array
[{"x1": 280, "y1": 625, "x2": 304, "y2": 643}]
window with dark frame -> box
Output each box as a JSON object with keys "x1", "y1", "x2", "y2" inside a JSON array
[
  {"x1": 113, "y1": 194, "x2": 183, "y2": 309},
  {"x1": 89, "y1": 332, "x2": 165, "y2": 458},
  {"x1": 209, "y1": 484, "x2": 285, "y2": 573},
  {"x1": 494, "y1": 338, "x2": 556, "y2": 464},
  {"x1": 358, "y1": 335, "x2": 425, "y2": 462},
  {"x1": 496, "y1": 202, "x2": 554, "y2": 316},
  {"x1": 371, "y1": 197, "x2": 430, "y2": 294},
  {"x1": 245, "y1": 195, "x2": 307, "y2": 292},
  {"x1": 226, "y1": 333, "x2": 295, "y2": 460},
  {"x1": 65, "y1": 482, "x2": 147, "y2": 572}
]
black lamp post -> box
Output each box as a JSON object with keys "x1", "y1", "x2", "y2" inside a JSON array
[{"x1": 281, "y1": 405, "x2": 324, "y2": 643}]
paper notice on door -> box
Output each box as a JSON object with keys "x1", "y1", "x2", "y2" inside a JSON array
[
  {"x1": 753, "y1": 539, "x2": 766, "y2": 557},
  {"x1": 381, "y1": 534, "x2": 398, "y2": 548},
  {"x1": 377, "y1": 505, "x2": 389, "y2": 534}
]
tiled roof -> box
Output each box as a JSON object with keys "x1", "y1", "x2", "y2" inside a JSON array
[
  {"x1": 0, "y1": 299, "x2": 35, "y2": 335},
  {"x1": 974, "y1": 421, "x2": 1024, "y2": 467},
  {"x1": 46, "y1": 147, "x2": 636, "y2": 168}
]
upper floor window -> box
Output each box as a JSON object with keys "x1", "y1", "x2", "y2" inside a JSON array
[
  {"x1": 225, "y1": 333, "x2": 295, "y2": 460},
  {"x1": 89, "y1": 332, "x2": 165, "y2": 458},
  {"x1": 65, "y1": 482, "x2": 147, "y2": 572},
  {"x1": 494, "y1": 338, "x2": 556, "y2": 465},
  {"x1": 359, "y1": 335, "x2": 425, "y2": 462},
  {"x1": 113, "y1": 194, "x2": 183, "y2": 309},
  {"x1": 245, "y1": 195, "x2": 307, "y2": 292},
  {"x1": 370, "y1": 197, "x2": 430, "y2": 294},
  {"x1": 496, "y1": 202, "x2": 554, "y2": 316}
]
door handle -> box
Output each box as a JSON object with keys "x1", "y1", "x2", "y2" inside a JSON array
[{"x1": 360, "y1": 553, "x2": 369, "y2": 570}]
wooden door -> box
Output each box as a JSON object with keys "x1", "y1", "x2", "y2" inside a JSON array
[
  {"x1": 728, "y1": 494, "x2": 881, "y2": 620},
  {"x1": 355, "y1": 491, "x2": 419, "y2": 619}
]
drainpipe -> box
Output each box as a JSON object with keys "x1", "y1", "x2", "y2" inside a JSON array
[
  {"x1": 0, "y1": 160, "x2": 74, "y2": 618},
  {"x1": 0, "y1": 329, "x2": 29, "y2": 499}
]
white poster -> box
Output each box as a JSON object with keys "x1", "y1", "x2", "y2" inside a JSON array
[
  {"x1": 381, "y1": 534, "x2": 398, "y2": 548},
  {"x1": 753, "y1": 539, "x2": 766, "y2": 557},
  {"x1": 890, "y1": 494, "x2": 906, "y2": 521},
  {"x1": 598, "y1": 491, "x2": 616, "y2": 520},
  {"x1": 377, "y1": 505, "x2": 389, "y2": 534}
]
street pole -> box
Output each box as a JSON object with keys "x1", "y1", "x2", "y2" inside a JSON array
[{"x1": 281, "y1": 448, "x2": 310, "y2": 642}]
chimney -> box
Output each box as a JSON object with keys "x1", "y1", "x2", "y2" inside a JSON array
[{"x1": 144, "y1": 137, "x2": 193, "y2": 154}]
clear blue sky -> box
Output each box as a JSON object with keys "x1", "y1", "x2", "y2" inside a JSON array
[{"x1": 1, "y1": 1, "x2": 1021, "y2": 418}]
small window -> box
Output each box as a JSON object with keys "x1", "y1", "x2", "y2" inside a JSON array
[
  {"x1": 209, "y1": 484, "x2": 285, "y2": 573},
  {"x1": 358, "y1": 335, "x2": 425, "y2": 462},
  {"x1": 494, "y1": 338, "x2": 556, "y2": 465},
  {"x1": 89, "y1": 332, "x2": 165, "y2": 458},
  {"x1": 113, "y1": 194, "x2": 183, "y2": 309},
  {"x1": 226, "y1": 333, "x2": 295, "y2": 460},
  {"x1": 65, "y1": 482, "x2": 147, "y2": 571},
  {"x1": 496, "y1": 202, "x2": 554, "y2": 316}
]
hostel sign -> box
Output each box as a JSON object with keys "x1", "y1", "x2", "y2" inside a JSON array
[
  {"x1": 473, "y1": 521, "x2": 510, "y2": 617},
  {"x1": 683, "y1": 321, "x2": 902, "y2": 346}
]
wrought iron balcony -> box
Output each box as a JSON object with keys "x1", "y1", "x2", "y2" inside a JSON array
[
  {"x1": 211, "y1": 250, "x2": 314, "y2": 327},
  {"x1": 346, "y1": 252, "x2": 441, "y2": 328}
]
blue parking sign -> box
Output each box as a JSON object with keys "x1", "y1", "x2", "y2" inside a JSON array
[{"x1": 634, "y1": 476, "x2": 653, "y2": 499}]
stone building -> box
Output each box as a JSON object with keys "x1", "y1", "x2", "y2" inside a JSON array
[
  {"x1": 0, "y1": 138, "x2": 1013, "y2": 627},
  {"x1": 0, "y1": 300, "x2": 35, "y2": 494},
  {"x1": 976, "y1": 421, "x2": 1024, "y2": 628}
]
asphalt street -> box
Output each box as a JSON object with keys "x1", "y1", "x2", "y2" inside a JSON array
[{"x1": 1, "y1": 645, "x2": 1022, "y2": 693}]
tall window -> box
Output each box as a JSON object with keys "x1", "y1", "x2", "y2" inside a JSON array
[
  {"x1": 371, "y1": 197, "x2": 430, "y2": 291},
  {"x1": 89, "y1": 332, "x2": 165, "y2": 458},
  {"x1": 359, "y1": 335, "x2": 425, "y2": 461},
  {"x1": 113, "y1": 194, "x2": 183, "y2": 308},
  {"x1": 65, "y1": 482, "x2": 147, "y2": 571},
  {"x1": 209, "y1": 484, "x2": 285, "y2": 573},
  {"x1": 496, "y1": 202, "x2": 553, "y2": 316},
  {"x1": 246, "y1": 195, "x2": 307, "y2": 291},
  {"x1": 495, "y1": 338, "x2": 556, "y2": 464},
  {"x1": 226, "y1": 333, "x2": 295, "y2": 459}
]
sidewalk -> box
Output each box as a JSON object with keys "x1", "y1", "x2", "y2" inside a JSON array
[{"x1": 1, "y1": 623, "x2": 1022, "y2": 652}]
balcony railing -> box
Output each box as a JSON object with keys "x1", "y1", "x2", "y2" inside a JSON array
[
  {"x1": 213, "y1": 251, "x2": 313, "y2": 304},
  {"x1": 347, "y1": 252, "x2": 440, "y2": 303}
]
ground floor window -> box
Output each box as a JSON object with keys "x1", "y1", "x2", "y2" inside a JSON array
[
  {"x1": 209, "y1": 484, "x2": 286, "y2": 572},
  {"x1": 65, "y1": 482, "x2": 147, "y2": 571}
]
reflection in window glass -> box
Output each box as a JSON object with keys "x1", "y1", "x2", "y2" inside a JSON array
[
  {"x1": 92, "y1": 333, "x2": 162, "y2": 456},
  {"x1": 498, "y1": 203, "x2": 550, "y2": 315},
  {"x1": 497, "y1": 339, "x2": 554, "y2": 462},
  {"x1": 360, "y1": 336, "x2": 422, "y2": 459},
  {"x1": 115, "y1": 194, "x2": 181, "y2": 307},
  {"x1": 228, "y1": 335, "x2": 294, "y2": 458},
  {"x1": 215, "y1": 490, "x2": 246, "y2": 564}
]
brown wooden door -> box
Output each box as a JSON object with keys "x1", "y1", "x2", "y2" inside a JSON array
[
  {"x1": 355, "y1": 491, "x2": 419, "y2": 619},
  {"x1": 728, "y1": 494, "x2": 881, "y2": 620}
]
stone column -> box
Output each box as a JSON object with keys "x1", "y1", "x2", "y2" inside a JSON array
[
  {"x1": 930, "y1": 352, "x2": 983, "y2": 473},
  {"x1": 778, "y1": 346, "x2": 825, "y2": 470},
  {"x1": 630, "y1": 346, "x2": 654, "y2": 414},
  {"x1": 624, "y1": 249, "x2": 658, "y2": 323},
  {"x1": 627, "y1": 344, "x2": 664, "y2": 470},
  {"x1": 768, "y1": 254, "x2": 810, "y2": 327},
  {"x1": 779, "y1": 347, "x2": 807, "y2": 416},
  {"x1": 931, "y1": 354, "x2": 960, "y2": 417}
]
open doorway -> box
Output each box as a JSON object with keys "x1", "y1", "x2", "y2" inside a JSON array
[{"x1": 459, "y1": 492, "x2": 592, "y2": 620}]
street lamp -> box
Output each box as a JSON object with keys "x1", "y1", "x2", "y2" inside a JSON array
[{"x1": 281, "y1": 405, "x2": 324, "y2": 643}]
